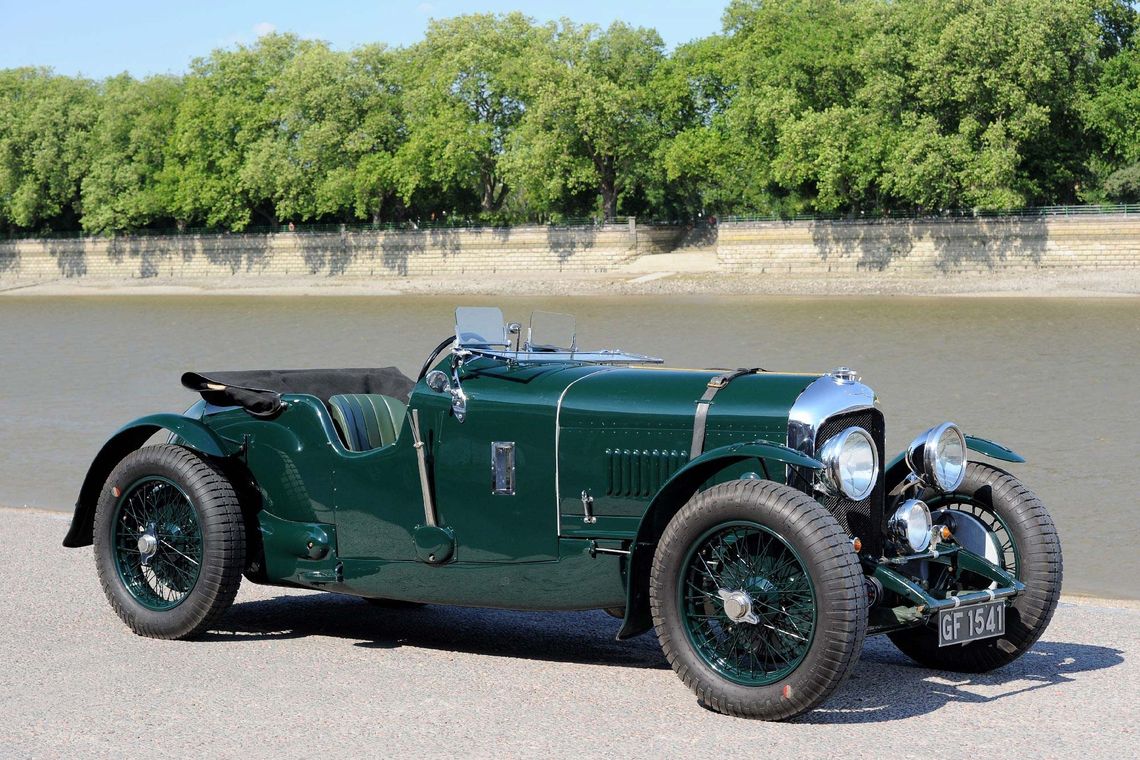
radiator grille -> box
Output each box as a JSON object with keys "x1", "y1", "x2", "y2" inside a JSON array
[{"x1": 809, "y1": 409, "x2": 886, "y2": 557}]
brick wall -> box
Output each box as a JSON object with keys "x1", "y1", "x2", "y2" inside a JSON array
[
  {"x1": 0, "y1": 222, "x2": 671, "y2": 281},
  {"x1": 2, "y1": 215, "x2": 1138, "y2": 282},
  {"x1": 716, "y1": 214, "x2": 1140, "y2": 274}
]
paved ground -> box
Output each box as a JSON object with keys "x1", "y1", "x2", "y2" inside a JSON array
[{"x1": 2, "y1": 508, "x2": 1136, "y2": 758}]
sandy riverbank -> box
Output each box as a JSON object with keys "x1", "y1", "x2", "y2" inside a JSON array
[{"x1": 3, "y1": 266, "x2": 1140, "y2": 298}]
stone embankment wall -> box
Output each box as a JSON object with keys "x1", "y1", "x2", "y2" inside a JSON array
[
  {"x1": 0, "y1": 220, "x2": 678, "y2": 281},
  {"x1": 1, "y1": 214, "x2": 1137, "y2": 282},
  {"x1": 716, "y1": 214, "x2": 1140, "y2": 274}
]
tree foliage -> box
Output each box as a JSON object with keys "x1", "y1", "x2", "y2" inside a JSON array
[{"x1": 0, "y1": 1, "x2": 1137, "y2": 235}]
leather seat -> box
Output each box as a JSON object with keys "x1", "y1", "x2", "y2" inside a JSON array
[{"x1": 327, "y1": 394, "x2": 407, "y2": 451}]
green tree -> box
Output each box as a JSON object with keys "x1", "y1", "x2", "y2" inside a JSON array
[
  {"x1": 507, "y1": 21, "x2": 666, "y2": 220},
  {"x1": 876, "y1": 0, "x2": 1106, "y2": 209},
  {"x1": 0, "y1": 68, "x2": 96, "y2": 232},
  {"x1": 1086, "y1": 45, "x2": 1140, "y2": 164},
  {"x1": 396, "y1": 13, "x2": 539, "y2": 215},
  {"x1": 664, "y1": 0, "x2": 1114, "y2": 215},
  {"x1": 164, "y1": 34, "x2": 315, "y2": 230},
  {"x1": 239, "y1": 42, "x2": 406, "y2": 224},
  {"x1": 80, "y1": 74, "x2": 183, "y2": 233}
]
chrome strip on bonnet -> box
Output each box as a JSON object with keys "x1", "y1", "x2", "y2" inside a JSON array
[{"x1": 554, "y1": 369, "x2": 612, "y2": 537}]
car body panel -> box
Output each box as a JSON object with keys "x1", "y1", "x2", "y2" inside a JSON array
[{"x1": 557, "y1": 370, "x2": 819, "y2": 528}]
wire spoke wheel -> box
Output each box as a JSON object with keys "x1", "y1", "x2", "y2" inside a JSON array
[
  {"x1": 112, "y1": 476, "x2": 203, "y2": 610},
  {"x1": 679, "y1": 521, "x2": 816, "y2": 687},
  {"x1": 925, "y1": 495, "x2": 1020, "y2": 577},
  {"x1": 651, "y1": 480, "x2": 865, "y2": 720},
  {"x1": 95, "y1": 445, "x2": 245, "y2": 639}
]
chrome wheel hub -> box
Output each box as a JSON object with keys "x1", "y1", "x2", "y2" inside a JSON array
[
  {"x1": 137, "y1": 525, "x2": 159, "y2": 567},
  {"x1": 718, "y1": 588, "x2": 760, "y2": 625}
]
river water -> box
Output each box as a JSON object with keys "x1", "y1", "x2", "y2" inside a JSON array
[{"x1": 2, "y1": 294, "x2": 1136, "y2": 598}]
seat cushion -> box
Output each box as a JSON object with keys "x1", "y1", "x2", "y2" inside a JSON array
[{"x1": 327, "y1": 394, "x2": 407, "y2": 451}]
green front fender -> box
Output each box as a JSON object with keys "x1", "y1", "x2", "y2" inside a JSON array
[
  {"x1": 62, "y1": 414, "x2": 237, "y2": 548},
  {"x1": 615, "y1": 440, "x2": 823, "y2": 640},
  {"x1": 884, "y1": 434, "x2": 1026, "y2": 493}
]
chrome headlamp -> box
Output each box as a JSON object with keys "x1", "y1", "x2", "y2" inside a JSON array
[
  {"x1": 889, "y1": 498, "x2": 933, "y2": 553},
  {"x1": 818, "y1": 426, "x2": 879, "y2": 501},
  {"x1": 906, "y1": 422, "x2": 967, "y2": 492}
]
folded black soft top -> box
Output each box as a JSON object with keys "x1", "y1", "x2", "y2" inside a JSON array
[{"x1": 181, "y1": 367, "x2": 416, "y2": 418}]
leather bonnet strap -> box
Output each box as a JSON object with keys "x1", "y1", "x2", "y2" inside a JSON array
[{"x1": 689, "y1": 367, "x2": 765, "y2": 460}]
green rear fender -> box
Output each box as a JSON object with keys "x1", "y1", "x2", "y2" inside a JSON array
[
  {"x1": 616, "y1": 440, "x2": 823, "y2": 640},
  {"x1": 62, "y1": 414, "x2": 236, "y2": 548},
  {"x1": 883, "y1": 434, "x2": 1026, "y2": 493}
]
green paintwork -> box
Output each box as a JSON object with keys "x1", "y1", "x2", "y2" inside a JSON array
[
  {"x1": 64, "y1": 413, "x2": 238, "y2": 548},
  {"x1": 413, "y1": 525, "x2": 456, "y2": 564},
  {"x1": 253, "y1": 509, "x2": 340, "y2": 588},
  {"x1": 558, "y1": 370, "x2": 818, "y2": 531},
  {"x1": 125, "y1": 413, "x2": 233, "y2": 457},
  {"x1": 963, "y1": 435, "x2": 1026, "y2": 464},
  {"x1": 67, "y1": 327, "x2": 1030, "y2": 639},
  {"x1": 866, "y1": 545, "x2": 1025, "y2": 634},
  {"x1": 339, "y1": 538, "x2": 627, "y2": 609}
]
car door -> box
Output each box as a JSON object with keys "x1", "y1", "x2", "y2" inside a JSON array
[{"x1": 427, "y1": 369, "x2": 560, "y2": 563}]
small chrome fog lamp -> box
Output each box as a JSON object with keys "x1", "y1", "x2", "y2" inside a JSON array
[
  {"x1": 818, "y1": 426, "x2": 878, "y2": 501},
  {"x1": 906, "y1": 422, "x2": 968, "y2": 492},
  {"x1": 889, "y1": 498, "x2": 933, "y2": 553}
]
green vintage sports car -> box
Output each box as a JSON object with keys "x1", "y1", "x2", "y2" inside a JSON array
[{"x1": 64, "y1": 307, "x2": 1062, "y2": 720}]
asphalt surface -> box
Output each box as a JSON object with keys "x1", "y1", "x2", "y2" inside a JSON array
[{"x1": 3, "y1": 508, "x2": 1137, "y2": 758}]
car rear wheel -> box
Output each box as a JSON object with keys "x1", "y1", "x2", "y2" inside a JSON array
[
  {"x1": 650, "y1": 480, "x2": 867, "y2": 720},
  {"x1": 93, "y1": 444, "x2": 245, "y2": 639},
  {"x1": 888, "y1": 462, "x2": 1062, "y2": 672}
]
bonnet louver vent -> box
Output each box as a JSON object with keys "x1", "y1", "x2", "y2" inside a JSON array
[{"x1": 605, "y1": 448, "x2": 687, "y2": 498}]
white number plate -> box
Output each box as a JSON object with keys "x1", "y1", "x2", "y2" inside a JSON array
[{"x1": 937, "y1": 600, "x2": 1006, "y2": 646}]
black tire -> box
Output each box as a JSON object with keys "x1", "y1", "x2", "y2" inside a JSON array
[
  {"x1": 93, "y1": 444, "x2": 246, "y2": 639},
  {"x1": 888, "y1": 462, "x2": 1062, "y2": 672},
  {"x1": 651, "y1": 480, "x2": 867, "y2": 720}
]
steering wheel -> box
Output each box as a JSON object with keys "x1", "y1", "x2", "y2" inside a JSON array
[{"x1": 417, "y1": 335, "x2": 456, "y2": 381}]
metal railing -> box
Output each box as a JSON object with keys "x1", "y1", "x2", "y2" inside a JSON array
[{"x1": 720, "y1": 204, "x2": 1140, "y2": 224}]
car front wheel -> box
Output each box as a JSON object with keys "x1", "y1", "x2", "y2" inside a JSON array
[
  {"x1": 650, "y1": 480, "x2": 867, "y2": 720},
  {"x1": 888, "y1": 462, "x2": 1062, "y2": 672}
]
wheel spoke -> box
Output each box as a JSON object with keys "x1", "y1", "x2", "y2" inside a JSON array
[
  {"x1": 677, "y1": 520, "x2": 816, "y2": 687},
  {"x1": 111, "y1": 477, "x2": 201, "y2": 611}
]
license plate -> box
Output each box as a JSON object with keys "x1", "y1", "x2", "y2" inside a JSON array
[{"x1": 937, "y1": 600, "x2": 1006, "y2": 646}]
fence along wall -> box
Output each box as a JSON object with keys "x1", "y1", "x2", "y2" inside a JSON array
[
  {"x1": 716, "y1": 214, "x2": 1140, "y2": 274},
  {"x1": 0, "y1": 222, "x2": 674, "y2": 281}
]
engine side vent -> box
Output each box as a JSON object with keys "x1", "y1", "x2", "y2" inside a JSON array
[{"x1": 605, "y1": 448, "x2": 687, "y2": 498}]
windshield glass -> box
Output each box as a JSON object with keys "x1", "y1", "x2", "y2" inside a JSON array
[
  {"x1": 455, "y1": 306, "x2": 507, "y2": 347},
  {"x1": 527, "y1": 311, "x2": 576, "y2": 351}
]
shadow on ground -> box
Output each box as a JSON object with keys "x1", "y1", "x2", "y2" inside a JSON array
[
  {"x1": 803, "y1": 636, "x2": 1124, "y2": 724},
  {"x1": 210, "y1": 592, "x2": 667, "y2": 669},
  {"x1": 211, "y1": 594, "x2": 1124, "y2": 720}
]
